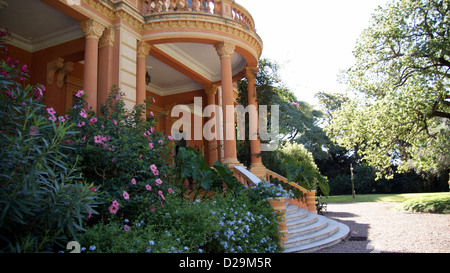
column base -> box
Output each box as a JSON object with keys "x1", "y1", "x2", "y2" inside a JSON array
[
  {"x1": 249, "y1": 162, "x2": 267, "y2": 180},
  {"x1": 222, "y1": 158, "x2": 242, "y2": 167}
]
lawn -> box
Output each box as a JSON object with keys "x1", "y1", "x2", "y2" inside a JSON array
[{"x1": 323, "y1": 192, "x2": 450, "y2": 214}]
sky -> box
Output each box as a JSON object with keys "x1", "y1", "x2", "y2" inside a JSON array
[{"x1": 243, "y1": 0, "x2": 390, "y2": 106}]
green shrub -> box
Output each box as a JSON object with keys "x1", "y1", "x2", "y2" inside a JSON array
[
  {"x1": 397, "y1": 195, "x2": 450, "y2": 214},
  {"x1": 65, "y1": 86, "x2": 175, "y2": 224},
  {"x1": 276, "y1": 142, "x2": 330, "y2": 196},
  {"x1": 78, "y1": 186, "x2": 282, "y2": 253},
  {"x1": 0, "y1": 29, "x2": 100, "y2": 252}
]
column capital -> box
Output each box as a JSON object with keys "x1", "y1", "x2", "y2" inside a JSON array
[
  {"x1": 137, "y1": 40, "x2": 152, "y2": 58},
  {"x1": 245, "y1": 66, "x2": 258, "y2": 80},
  {"x1": 214, "y1": 42, "x2": 235, "y2": 59},
  {"x1": 99, "y1": 28, "x2": 115, "y2": 48},
  {"x1": 204, "y1": 84, "x2": 218, "y2": 97},
  {"x1": 80, "y1": 19, "x2": 105, "y2": 40}
]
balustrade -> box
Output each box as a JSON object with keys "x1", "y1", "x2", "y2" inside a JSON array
[{"x1": 142, "y1": 0, "x2": 255, "y2": 30}]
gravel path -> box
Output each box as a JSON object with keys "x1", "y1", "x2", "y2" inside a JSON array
[{"x1": 314, "y1": 202, "x2": 450, "y2": 253}]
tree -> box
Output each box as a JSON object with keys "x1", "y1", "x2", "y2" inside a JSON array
[{"x1": 328, "y1": 0, "x2": 450, "y2": 179}]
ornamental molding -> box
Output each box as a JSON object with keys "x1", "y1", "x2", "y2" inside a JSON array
[
  {"x1": 56, "y1": 61, "x2": 74, "y2": 88},
  {"x1": 137, "y1": 40, "x2": 152, "y2": 57},
  {"x1": 99, "y1": 27, "x2": 116, "y2": 48},
  {"x1": 143, "y1": 17, "x2": 262, "y2": 57},
  {"x1": 47, "y1": 58, "x2": 65, "y2": 85},
  {"x1": 245, "y1": 66, "x2": 258, "y2": 80},
  {"x1": 79, "y1": 19, "x2": 106, "y2": 40},
  {"x1": 204, "y1": 84, "x2": 218, "y2": 97},
  {"x1": 214, "y1": 41, "x2": 236, "y2": 59},
  {"x1": 77, "y1": 1, "x2": 262, "y2": 56}
]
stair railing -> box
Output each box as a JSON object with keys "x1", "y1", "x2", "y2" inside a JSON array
[{"x1": 266, "y1": 170, "x2": 317, "y2": 213}]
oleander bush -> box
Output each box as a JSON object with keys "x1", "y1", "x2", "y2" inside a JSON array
[
  {"x1": 0, "y1": 29, "x2": 100, "y2": 253},
  {"x1": 65, "y1": 85, "x2": 176, "y2": 225}
]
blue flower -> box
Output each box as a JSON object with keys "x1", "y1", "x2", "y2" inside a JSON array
[
  {"x1": 89, "y1": 245, "x2": 96, "y2": 251},
  {"x1": 149, "y1": 240, "x2": 155, "y2": 245}
]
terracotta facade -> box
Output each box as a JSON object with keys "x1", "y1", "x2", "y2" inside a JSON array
[{"x1": 1, "y1": 0, "x2": 265, "y2": 171}]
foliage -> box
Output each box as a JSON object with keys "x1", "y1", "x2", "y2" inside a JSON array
[
  {"x1": 395, "y1": 194, "x2": 450, "y2": 214},
  {"x1": 77, "y1": 189, "x2": 282, "y2": 253},
  {"x1": 330, "y1": 0, "x2": 450, "y2": 179},
  {"x1": 0, "y1": 29, "x2": 100, "y2": 252},
  {"x1": 275, "y1": 142, "x2": 330, "y2": 196},
  {"x1": 173, "y1": 146, "x2": 245, "y2": 198},
  {"x1": 65, "y1": 86, "x2": 175, "y2": 225}
]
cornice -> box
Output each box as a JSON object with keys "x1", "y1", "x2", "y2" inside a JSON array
[
  {"x1": 143, "y1": 15, "x2": 263, "y2": 57},
  {"x1": 78, "y1": 1, "x2": 262, "y2": 57}
]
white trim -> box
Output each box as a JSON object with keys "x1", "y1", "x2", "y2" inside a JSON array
[{"x1": 5, "y1": 25, "x2": 83, "y2": 53}]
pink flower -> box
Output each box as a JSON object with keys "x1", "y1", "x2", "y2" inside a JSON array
[
  {"x1": 79, "y1": 109, "x2": 87, "y2": 118},
  {"x1": 123, "y1": 191, "x2": 130, "y2": 200},
  {"x1": 158, "y1": 190, "x2": 165, "y2": 200},
  {"x1": 152, "y1": 169, "x2": 159, "y2": 176},
  {"x1": 155, "y1": 178, "x2": 163, "y2": 185},
  {"x1": 131, "y1": 178, "x2": 136, "y2": 185},
  {"x1": 150, "y1": 164, "x2": 157, "y2": 172},
  {"x1": 167, "y1": 135, "x2": 173, "y2": 141},
  {"x1": 158, "y1": 139, "x2": 164, "y2": 145},
  {"x1": 77, "y1": 121, "x2": 85, "y2": 127},
  {"x1": 94, "y1": 135, "x2": 103, "y2": 144},
  {"x1": 148, "y1": 142, "x2": 153, "y2": 149},
  {"x1": 21, "y1": 64, "x2": 28, "y2": 73},
  {"x1": 145, "y1": 184, "x2": 152, "y2": 191},
  {"x1": 58, "y1": 116, "x2": 66, "y2": 122},
  {"x1": 124, "y1": 225, "x2": 130, "y2": 232},
  {"x1": 47, "y1": 108, "x2": 56, "y2": 116},
  {"x1": 168, "y1": 188, "x2": 174, "y2": 194},
  {"x1": 139, "y1": 154, "x2": 143, "y2": 159},
  {"x1": 152, "y1": 98, "x2": 156, "y2": 103},
  {"x1": 113, "y1": 120, "x2": 117, "y2": 125},
  {"x1": 75, "y1": 90, "x2": 84, "y2": 98},
  {"x1": 89, "y1": 117, "x2": 97, "y2": 124},
  {"x1": 150, "y1": 111, "x2": 154, "y2": 117},
  {"x1": 29, "y1": 126, "x2": 39, "y2": 135},
  {"x1": 115, "y1": 94, "x2": 120, "y2": 101},
  {"x1": 48, "y1": 115, "x2": 57, "y2": 122},
  {"x1": 108, "y1": 200, "x2": 119, "y2": 214}
]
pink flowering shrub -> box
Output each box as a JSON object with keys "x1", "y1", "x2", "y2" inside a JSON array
[
  {"x1": 0, "y1": 28, "x2": 100, "y2": 252},
  {"x1": 66, "y1": 85, "x2": 175, "y2": 224}
]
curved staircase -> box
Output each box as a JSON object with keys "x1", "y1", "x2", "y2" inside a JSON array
[{"x1": 283, "y1": 203, "x2": 350, "y2": 253}]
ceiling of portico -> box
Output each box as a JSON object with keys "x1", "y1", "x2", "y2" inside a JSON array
[
  {"x1": 0, "y1": 0, "x2": 83, "y2": 52},
  {"x1": 147, "y1": 43, "x2": 247, "y2": 96}
]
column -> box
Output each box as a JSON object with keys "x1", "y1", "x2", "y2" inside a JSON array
[
  {"x1": 98, "y1": 27, "x2": 115, "y2": 111},
  {"x1": 80, "y1": 19, "x2": 105, "y2": 113},
  {"x1": 136, "y1": 40, "x2": 151, "y2": 111},
  {"x1": 204, "y1": 84, "x2": 219, "y2": 166},
  {"x1": 246, "y1": 67, "x2": 267, "y2": 179},
  {"x1": 214, "y1": 41, "x2": 240, "y2": 167}
]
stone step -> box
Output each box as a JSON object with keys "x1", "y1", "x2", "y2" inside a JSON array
[
  {"x1": 286, "y1": 211, "x2": 318, "y2": 230},
  {"x1": 283, "y1": 204, "x2": 350, "y2": 253},
  {"x1": 284, "y1": 218, "x2": 339, "y2": 249},
  {"x1": 287, "y1": 215, "x2": 329, "y2": 238},
  {"x1": 285, "y1": 206, "x2": 309, "y2": 222},
  {"x1": 284, "y1": 217, "x2": 350, "y2": 253}
]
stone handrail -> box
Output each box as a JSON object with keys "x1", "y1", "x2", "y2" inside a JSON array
[
  {"x1": 232, "y1": 165, "x2": 262, "y2": 188},
  {"x1": 142, "y1": 0, "x2": 255, "y2": 30},
  {"x1": 266, "y1": 170, "x2": 317, "y2": 213}
]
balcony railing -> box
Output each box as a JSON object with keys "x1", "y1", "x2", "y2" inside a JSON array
[{"x1": 142, "y1": 0, "x2": 255, "y2": 30}]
